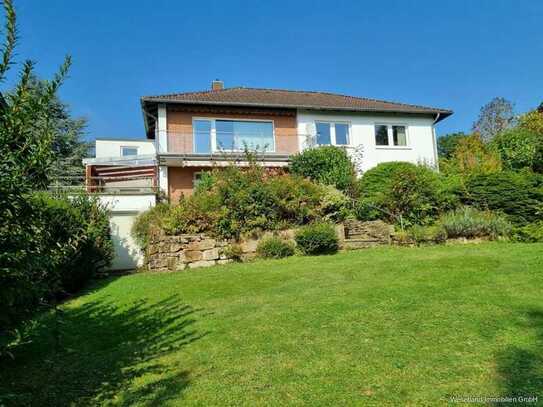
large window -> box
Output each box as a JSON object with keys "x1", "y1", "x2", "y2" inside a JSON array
[
  {"x1": 120, "y1": 146, "x2": 139, "y2": 156},
  {"x1": 193, "y1": 119, "x2": 274, "y2": 152},
  {"x1": 315, "y1": 122, "x2": 350, "y2": 146},
  {"x1": 374, "y1": 124, "x2": 408, "y2": 147}
]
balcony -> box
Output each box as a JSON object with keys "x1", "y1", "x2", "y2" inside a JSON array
[
  {"x1": 158, "y1": 131, "x2": 316, "y2": 155},
  {"x1": 156, "y1": 131, "x2": 314, "y2": 168}
]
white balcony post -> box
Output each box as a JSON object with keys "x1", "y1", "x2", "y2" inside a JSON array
[
  {"x1": 157, "y1": 104, "x2": 168, "y2": 154},
  {"x1": 157, "y1": 104, "x2": 169, "y2": 196}
]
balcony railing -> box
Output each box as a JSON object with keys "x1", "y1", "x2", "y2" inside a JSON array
[
  {"x1": 158, "y1": 131, "x2": 318, "y2": 155},
  {"x1": 49, "y1": 175, "x2": 158, "y2": 195}
]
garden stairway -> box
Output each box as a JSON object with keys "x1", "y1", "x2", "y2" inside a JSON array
[{"x1": 342, "y1": 220, "x2": 394, "y2": 249}]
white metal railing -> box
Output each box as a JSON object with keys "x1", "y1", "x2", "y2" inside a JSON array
[
  {"x1": 49, "y1": 175, "x2": 157, "y2": 195},
  {"x1": 82, "y1": 154, "x2": 156, "y2": 166}
]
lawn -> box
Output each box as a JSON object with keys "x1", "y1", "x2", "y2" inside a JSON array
[{"x1": 2, "y1": 243, "x2": 543, "y2": 406}]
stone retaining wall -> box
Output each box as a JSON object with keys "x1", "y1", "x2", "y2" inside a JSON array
[
  {"x1": 146, "y1": 235, "x2": 231, "y2": 272},
  {"x1": 146, "y1": 229, "x2": 302, "y2": 272},
  {"x1": 145, "y1": 222, "x2": 388, "y2": 272}
]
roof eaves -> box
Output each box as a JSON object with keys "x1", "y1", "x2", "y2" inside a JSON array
[{"x1": 140, "y1": 97, "x2": 452, "y2": 116}]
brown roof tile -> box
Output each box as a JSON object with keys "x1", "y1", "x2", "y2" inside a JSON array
[{"x1": 141, "y1": 87, "x2": 452, "y2": 119}]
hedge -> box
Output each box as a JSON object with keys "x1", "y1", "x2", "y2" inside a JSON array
[
  {"x1": 462, "y1": 171, "x2": 543, "y2": 225},
  {"x1": 1, "y1": 193, "x2": 113, "y2": 342}
]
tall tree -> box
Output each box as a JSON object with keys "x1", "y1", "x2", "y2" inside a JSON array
[
  {"x1": 17, "y1": 76, "x2": 89, "y2": 179},
  {"x1": 472, "y1": 97, "x2": 515, "y2": 143},
  {"x1": 437, "y1": 132, "x2": 468, "y2": 159},
  {"x1": 0, "y1": 0, "x2": 71, "y2": 334}
]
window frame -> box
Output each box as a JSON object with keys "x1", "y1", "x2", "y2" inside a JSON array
[
  {"x1": 314, "y1": 121, "x2": 351, "y2": 146},
  {"x1": 192, "y1": 117, "x2": 276, "y2": 153},
  {"x1": 373, "y1": 123, "x2": 410, "y2": 149},
  {"x1": 120, "y1": 146, "x2": 140, "y2": 156}
]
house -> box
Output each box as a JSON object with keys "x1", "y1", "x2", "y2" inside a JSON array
[
  {"x1": 138, "y1": 80, "x2": 452, "y2": 202},
  {"x1": 83, "y1": 81, "x2": 451, "y2": 270}
]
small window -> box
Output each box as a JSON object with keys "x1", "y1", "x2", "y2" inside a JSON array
[
  {"x1": 375, "y1": 125, "x2": 389, "y2": 146},
  {"x1": 335, "y1": 123, "x2": 349, "y2": 145},
  {"x1": 121, "y1": 146, "x2": 139, "y2": 156},
  {"x1": 316, "y1": 122, "x2": 331, "y2": 145},
  {"x1": 315, "y1": 122, "x2": 349, "y2": 146},
  {"x1": 393, "y1": 126, "x2": 407, "y2": 146},
  {"x1": 375, "y1": 125, "x2": 409, "y2": 147}
]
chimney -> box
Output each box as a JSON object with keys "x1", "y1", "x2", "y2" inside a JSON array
[{"x1": 211, "y1": 79, "x2": 224, "y2": 91}]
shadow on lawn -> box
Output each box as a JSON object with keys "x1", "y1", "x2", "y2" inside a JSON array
[
  {"x1": 1, "y1": 291, "x2": 207, "y2": 406},
  {"x1": 495, "y1": 309, "x2": 543, "y2": 400}
]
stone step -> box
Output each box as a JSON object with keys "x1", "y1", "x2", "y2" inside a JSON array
[{"x1": 343, "y1": 239, "x2": 383, "y2": 249}]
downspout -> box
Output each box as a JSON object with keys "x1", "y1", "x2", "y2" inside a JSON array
[{"x1": 431, "y1": 113, "x2": 441, "y2": 172}]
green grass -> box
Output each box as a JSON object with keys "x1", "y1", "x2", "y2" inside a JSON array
[{"x1": 2, "y1": 243, "x2": 543, "y2": 406}]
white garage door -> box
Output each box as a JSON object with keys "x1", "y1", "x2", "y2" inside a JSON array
[{"x1": 109, "y1": 211, "x2": 143, "y2": 271}]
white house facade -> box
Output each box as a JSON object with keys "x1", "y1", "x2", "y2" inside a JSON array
[{"x1": 296, "y1": 110, "x2": 439, "y2": 172}]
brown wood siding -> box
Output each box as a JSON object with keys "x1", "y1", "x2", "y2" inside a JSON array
[{"x1": 166, "y1": 105, "x2": 298, "y2": 154}]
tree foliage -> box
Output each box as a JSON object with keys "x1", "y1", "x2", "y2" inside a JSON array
[
  {"x1": 518, "y1": 109, "x2": 543, "y2": 135},
  {"x1": 491, "y1": 127, "x2": 541, "y2": 171},
  {"x1": 472, "y1": 97, "x2": 515, "y2": 143},
  {"x1": 440, "y1": 134, "x2": 502, "y2": 176},
  {"x1": 0, "y1": 0, "x2": 111, "y2": 348},
  {"x1": 15, "y1": 77, "x2": 90, "y2": 179},
  {"x1": 437, "y1": 132, "x2": 468, "y2": 159}
]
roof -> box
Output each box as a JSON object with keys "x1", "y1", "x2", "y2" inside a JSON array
[{"x1": 141, "y1": 87, "x2": 452, "y2": 119}]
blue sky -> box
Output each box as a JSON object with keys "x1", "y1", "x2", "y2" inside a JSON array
[{"x1": 9, "y1": 0, "x2": 543, "y2": 140}]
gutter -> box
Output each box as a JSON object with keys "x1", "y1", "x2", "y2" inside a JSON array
[{"x1": 432, "y1": 113, "x2": 440, "y2": 171}]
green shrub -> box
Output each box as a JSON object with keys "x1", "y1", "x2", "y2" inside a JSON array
[
  {"x1": 131, "y1": 202, "x2": 171, "y2": 249},
  {"x1": 60, "y1": 195, "x2": 113, "y2": 292},
  {"x1": 318, "y1": 185, "x2": 353, "y2": 222},
  {"x1": 1, "y1": 193, "x2": 113, "y2": 336},
  {"x1": 513, "y1": 221, "x2": 543, "y2": 242},
  {"x1": 356, "y1": 162, "x2": 456, "y2": 226},
  {"x1": 463, "y1": 171, "x2": 543, "y2": 225},
  {"x1": 290, "y1": 146, "x2": 356, "y2": 193},
  {"x1": 408, "y1": 225, "x2": 447, "y2": 245},
  {"x1": 256, "y1": 236, "x2": 295, "y2": 259},
  {"x1": 393, "y1": 229, "x2": 413, "y2": 245},
  {"x1": 223, "y1": 243, "x2": 243, "y2": 262},
  {"x1": 439, "y1": 206, "x2": 512, "y2": 239},
  {"x1": 491, "y1": 128, "x2": 540, "y2": 171},
  {"x1": 160, "y1": 165, "x2": 324, "y2": 240},
  {"x1": 295, "y1": 222, "x2": 339, "y2": 255}
]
